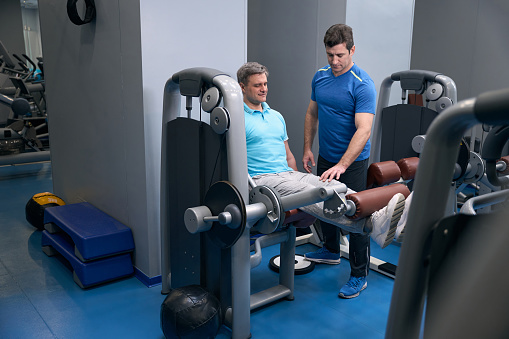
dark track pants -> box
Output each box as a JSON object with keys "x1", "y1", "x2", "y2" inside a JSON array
[{"x1": 317, "y1": 155, "x2": 370, "y2": 278}]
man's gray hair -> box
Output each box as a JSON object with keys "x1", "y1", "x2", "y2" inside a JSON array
[{"x1": 237, "y1": 62, "x2": 269, "y2": 85}]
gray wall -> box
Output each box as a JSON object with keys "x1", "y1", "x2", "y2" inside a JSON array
[
  {"x1": 347, "y1": 0, "x2": 415, "y2": 106},
  {"x1": 248, "y1": 0, "x2": 347, "y2": 173},
  {"x1": 38, "y1": 0, "x2": 246, "y2": 280},
  {"x1": 138, "y1": 0, "x2": 247, "y2": 277},
  {"x1": 38, "y1": 0, "x2": 149, "y2": 272},
  {"x1": 411, "y1": 0, "x2": 509, "y2": 101},
  {"x1": 0, "y1": 0, "x2": 25, "y2": 57},
  {"x1": 248, "y1": 0, "x2": 415, "y2": 172}
]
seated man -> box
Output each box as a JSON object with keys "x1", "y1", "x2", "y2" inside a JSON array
[{"x1": 237, "y1": 61, "x2": 410, "y2": 253}]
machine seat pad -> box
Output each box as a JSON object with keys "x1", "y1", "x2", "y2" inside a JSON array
[
  {"x1": 283, "y1": 209, "x2": 316, "y2": 228},
  {"x1": 346, "y1": 183, "x2": 410, "y2": 220}
]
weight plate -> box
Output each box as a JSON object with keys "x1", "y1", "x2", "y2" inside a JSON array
[
  {"x1": 269, "y1": 254, "x2": 316, "y2": 275},
  {"x1": 201, "y1": 87, "x2": 221, "y2": 112},
  {"x1": 249, "y1": 185, "x2": 284, "y2": 234},
  {"x1": 210, "y1": 107, "x2": 229, "y2": 134},
  {"x1": 436, "y1": 97, "x2": 453, "y2": 113},
  {"x1": 426, "y1": 83, "x2": 443, "y2": 101},
  {"x1": 463, "y1": 151, "x2": 485, "y2": 183},
  {"x1": 204, "y1": 181, "x2": 246, "y2": 249}
]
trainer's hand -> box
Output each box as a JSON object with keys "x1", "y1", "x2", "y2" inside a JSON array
[
  {"x1": 320, "y1": 164, "x2": 347, "y2": 182},
  {"x1": 302, "y1": 150, "x2": 315, "y2": 173}
]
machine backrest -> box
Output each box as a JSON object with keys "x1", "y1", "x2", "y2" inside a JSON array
[{"x1": 380, "y1": 104, "x2": 437, "y2": 162}]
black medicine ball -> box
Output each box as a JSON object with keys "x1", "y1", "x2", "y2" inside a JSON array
[
  {"x1": 161, "y1": 285, "x2": 222, "y2": 339},
  {"x1": 25, "y1": 192, "x2": 65, "y2": 230}
]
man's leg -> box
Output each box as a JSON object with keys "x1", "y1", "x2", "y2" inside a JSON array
[
  {"x1": 303, "y1": 156, "x2": 347, "y2": 264},
  {"x1": 309, "y1": 156, "x2": 371, "y2": 298},
  {"x1": 253, "y1": 171, "x2": 362, "y2": 233},
  {"x1": 304, "y1": 156, "x2": 368, "y2": 265},
  {"x1": 337, "y1": 158, "x2": 372, "y2": 298},
  {"x1": 338, "y1": 158, "x2": 370, "y2": 278}
]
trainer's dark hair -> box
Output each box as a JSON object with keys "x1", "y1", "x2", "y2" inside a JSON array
[
  {"x1": 323, "y1": 24, "x2": 354, "y2": 51},
  {"x1": 237, "y1": 62, "x2": 269, "y2": 85}
]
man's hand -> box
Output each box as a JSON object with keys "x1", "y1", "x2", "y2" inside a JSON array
[
  {"x1": 320, "y1": 163, "x2": 347, "y2": 182},
  {"x1": 302, "y1": 149, "x2": 316, "y2": 173}
]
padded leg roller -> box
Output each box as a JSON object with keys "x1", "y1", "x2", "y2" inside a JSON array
[{"x1": 346, "y1": 183, "x2": 410, "y2": 220}]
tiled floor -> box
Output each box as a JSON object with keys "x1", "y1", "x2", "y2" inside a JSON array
[{"x1": 0, "y1": 163, "x2": 400, "y2": 338}]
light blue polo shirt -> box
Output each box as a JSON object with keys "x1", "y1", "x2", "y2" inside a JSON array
[{"x1": 244, "y1": 102, "x2": 293, "y2": 177}]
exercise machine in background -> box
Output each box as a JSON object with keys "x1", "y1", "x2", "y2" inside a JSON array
[
  {"x1": 0, "y1": 40, "x2": 49, "y2": 167},
  {"x1": 0, "y1": 93, "x2": 49, "y2": 166}
]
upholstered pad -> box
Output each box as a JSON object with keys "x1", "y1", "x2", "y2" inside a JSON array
[
  {"x1": 283, "y1": 209, "x2": 316, "y2": 228},
  {"x1": 346, "y1": 183, "x2": 410, "y2": 220},
  {"x1": 367, "y1": 161, "x2": 401, "y2": 188},
  {"x1": 397, "y1": 157, "x2": 419, "y2": 180}
]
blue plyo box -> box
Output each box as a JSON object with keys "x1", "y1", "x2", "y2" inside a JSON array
[
  {"x1": 43, "y1": 202, "x2": 135, "y2": 261},
  {"x1": 42, "y1": 231, "x2": 134, "y2": 288}
]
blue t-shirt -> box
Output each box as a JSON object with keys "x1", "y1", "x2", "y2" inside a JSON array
[
  {"x1": 244, "y1": 102, "x2": 293, "y2": 177},
  {"x1": 311, "y1": 63, "x2": 376, "y2": 163}
]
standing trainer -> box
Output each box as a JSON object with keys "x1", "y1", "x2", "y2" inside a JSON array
[{"x1": 302, "y1": 24, "x2": 377, "y2": 299}]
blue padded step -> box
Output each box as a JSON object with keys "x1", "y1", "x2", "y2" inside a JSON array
[
  {"x1": 41, "y1": 231, "x2": 134, "y2": 288},
  {"x1": 43, "y1": 202, "x2": 134, "y2": 262}
]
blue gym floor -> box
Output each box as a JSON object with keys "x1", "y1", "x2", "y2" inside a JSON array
[{"x1": 0, "y1": 163, "x2": 400, "y2": 338}]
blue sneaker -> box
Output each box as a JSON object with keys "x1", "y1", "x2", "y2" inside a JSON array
[
  {"x1": 304, "y1": 247, "x2": 341, "y2": 264},
  {"x1": 338, "y1": 276, "x2": 367, "y2": 299}
]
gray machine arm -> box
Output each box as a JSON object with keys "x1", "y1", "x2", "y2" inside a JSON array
[
  {"x1": 459, "y1": 189, "x2": 509, "y2": 215},
  {"x1": 184, "y1": 184, "x2": 348, "y2": 235},
  {"x1": 386, "y1": 87, "x2": 509, "y2": 339}
]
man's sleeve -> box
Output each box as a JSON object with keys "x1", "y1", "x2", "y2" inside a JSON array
[{"x1": 355, "y1": 80, "x2": 377, "y2": 114}]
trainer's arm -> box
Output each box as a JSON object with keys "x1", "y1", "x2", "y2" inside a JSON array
[
  {"x1": 285, "y1": 140, "x2": 298, "y2": 171},
  {"x1": 303, "y1": 100, "x2": 318, "y2": 173},
  {"x1": 320, "y1": 112, "x2": 374, "y2": 181}
]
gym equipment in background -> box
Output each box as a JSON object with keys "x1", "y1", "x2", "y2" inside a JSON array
[
  {"x1": 0, "y1": 41, "x2": 49, "y2": 167},
  {"x1": 370, "y1": 70, "x2": 457, "y2": 164}
]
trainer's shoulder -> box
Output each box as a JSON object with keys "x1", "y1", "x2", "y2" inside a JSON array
[
  {"x1": 350, "y1": 64, "x2": 374, "y2": 84},
  {"x1": 317, "y1": 65, "x2": 331, "y2": 73},
  {"x1": 313, "y1": 65, "x2": 332, "y2": 79}
]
